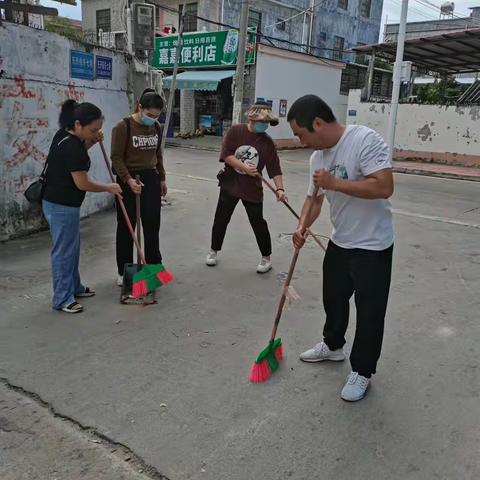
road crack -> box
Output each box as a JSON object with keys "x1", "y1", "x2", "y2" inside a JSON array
[{"x1": 0, "y1": 377, "x2": 171, "y2": 480}]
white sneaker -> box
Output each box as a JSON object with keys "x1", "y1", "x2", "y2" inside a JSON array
[
  {"x1": 117, "y1": 275, "x2": 123, "y2": 287},
  {"x1": 341, "y1": 372, "x2": 370, "y2": 402},
  {"x1": 299, "y1": 341, "x2": 345, "y2": 363},
  {"x1": 206, "y1": 250, "x2": 218, "y2": 266},
  {"x1": 256, "y1": 258, "x2": 272, "y2": 274}
]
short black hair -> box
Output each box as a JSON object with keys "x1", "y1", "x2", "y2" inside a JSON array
[
  {"x1": 139, "y1": 91, "x2": 164, "y2": 111},
  {"x1": 287, "y1": 95, "x2": 336, "y2": 131},
  {"x1": 59, "y1": 100, "x2": 102, "y2": 129}
]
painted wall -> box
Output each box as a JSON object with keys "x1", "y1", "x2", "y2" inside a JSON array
[
  {"x1": 223, "y1": 0, "x2": 383, "y2": 62},
  {"x1": 81, "y1": 0, "x2": 126, "y2": 38},
  {"x1": 254, "y1": 46, "x2": 347, "y2": 140},
  {"x1": 347, "y1": 89, "x2": 480, "y2": 167},
  {"x1": 0, "y1": 23, "x2": 132, "y2": 240},
  {"x1": 314, "y1": 0, "x2": 383, "y2": 62}
]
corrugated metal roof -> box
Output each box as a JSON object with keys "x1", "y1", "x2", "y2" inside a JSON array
[{"x1": 351, "y1": 28, "x2": 480, "y2": 75}]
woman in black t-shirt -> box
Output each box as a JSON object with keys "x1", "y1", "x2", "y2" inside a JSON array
[{"x1": 43, "y1": 100, "x2": 122, "y2": 314}]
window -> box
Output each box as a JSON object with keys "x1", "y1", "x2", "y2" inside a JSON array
[
  {"x1": 276, "y1": 19, "x2": 286, "y2": 31},
  {"x1": 333, "y1": 35, "x2": 344, "y2": 61},
  {"x1": 96, "y1": 9, "x2": 111, "y2": 34},
  {"x1": 338, "y1": 0, "x2": 348, "y2": 10},
  {"x1": 180, "y1": 2, "x2": 198, "y2": 33},
  {"x1": 318, "y1": 31, "x2": 327, "y2": 44},
  {"x1": 248, "y1": 9, "x2": 262, "y2": 32},
  {"x1": 355, "y1": 42, "x2": 367, "y2": 64},
  {"x1": 360, "y1": 0, "x2": 371, "y2": 18}
]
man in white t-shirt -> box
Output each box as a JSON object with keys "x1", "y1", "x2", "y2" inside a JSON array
[{"x1": 287, "y1": 95, "x2": 394, "y2": 402}]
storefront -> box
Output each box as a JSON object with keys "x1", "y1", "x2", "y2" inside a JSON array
[
  {"x1": 162, "y1": 69, "x2": 235, "y2": 136},
  {"x1": 151, "y1": 29, "x2": 256, "y2": 137}
]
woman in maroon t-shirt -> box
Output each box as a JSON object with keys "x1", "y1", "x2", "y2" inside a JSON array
[{"x1": 206, "y1": 101, "x2": 286, "y2": 273}]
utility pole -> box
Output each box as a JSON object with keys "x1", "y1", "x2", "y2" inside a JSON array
[
  {"x1": 159, "y1": 2, "x2": 186, "y2": 155},
  {"x1": 308, "y1": 0, "x2": 315, "y2": 54},
  {"x1": 387, "y1": 0, "x2": 408, "y2": 162},
  {"x1": 232, "y1": 0, "x2": 249, "y2": 125}
]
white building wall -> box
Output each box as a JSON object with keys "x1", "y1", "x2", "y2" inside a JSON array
[
  {"x1": 254, "y1": 46, "x2": 347, "y2": 140},
  {"x1": 0, "y1": 23, "x2": 132, "y2": 239},
  {"x1": 347, "y1": 89, "x2": 480, "y2": 166}
]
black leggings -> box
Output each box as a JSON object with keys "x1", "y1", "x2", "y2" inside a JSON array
[
  {"x1": 116, "y1": 169, "x2": 162, "y2": 275},
  {"x1": 322, "y1": 241, "x2": 393, "y2": 377},
  {"x1": 210, "y1": 190, "x2": 272, "y2": 257}
]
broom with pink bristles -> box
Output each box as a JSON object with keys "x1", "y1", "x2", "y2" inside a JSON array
[
  {"x1": 249, "y1": 187, "x2": 320, "y2": 383},
  {"x1": 249, "y1": 246, "x2": 301, "y2": 382},
  {"x1": 98, "y1": 141, "x2": 174, "y2": 298}
]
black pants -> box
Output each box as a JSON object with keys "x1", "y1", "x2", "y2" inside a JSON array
[
  {"x1": 116, "y1": 169, "x2": 162, "y2": 275},
  {"x1": 211, "y1": 190, "x2": 272, "y2": 257},
  {"x1": 323, "y1": 241, "x2": 393, "y2": 377}
]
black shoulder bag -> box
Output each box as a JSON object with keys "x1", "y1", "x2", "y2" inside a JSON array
[{"x1": 24, "y1": 159, "x2": 48, "y2": 204}]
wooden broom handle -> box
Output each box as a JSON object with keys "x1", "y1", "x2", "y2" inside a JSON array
[
  {"x1": 270, "y1": 247, "x2": 301, "y2": 341},
  {"x1": 98, "y1": 141, "x2": 146, "y2": 265},
  {"x1": 135, "y1": 175, "x2": 142, "y2": 265},
  {"x1": 258, "y1": 174, "x2": 326, "y2": 252},
  {"x1": 269, "y1": 186, "x2": 320, "y2": 341}
]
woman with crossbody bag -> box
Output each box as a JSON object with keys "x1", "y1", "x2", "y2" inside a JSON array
[
  {"x1": 110, "y1": 91, "x2": 166, "y2": 286},
  {"x1": 42, "y1": 100, "x2": 122, "y2": 313}
]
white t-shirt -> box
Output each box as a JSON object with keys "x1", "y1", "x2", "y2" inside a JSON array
[{"x1": 307, "y1": 125, "x2": 394, "y2": 251}]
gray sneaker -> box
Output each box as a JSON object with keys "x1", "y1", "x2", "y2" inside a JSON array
[
  {"x1": 341, "y1": 372, "x2": 370, "y2": 402},
  {"x1": 299, "y1": 341, "x2": 345, "y2": 363},
  {"x1": 206, "y1": 250, "x2": 218, "y2": 266}
]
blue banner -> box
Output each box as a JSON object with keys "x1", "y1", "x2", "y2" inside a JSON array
[
  {"x1": 70, "y1": 50, "x2": 94, "y2": 80},
  {"x1": 96, "y1": 55, "x2": 113, "y2": 80}
]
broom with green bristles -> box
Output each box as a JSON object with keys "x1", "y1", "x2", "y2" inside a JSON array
[
  {"x1": 249, "y1": 246, "x2": 300, "y2": 382},
  {"x1": 249, "y1": 187, "x2": 320, "y2": 383},
  {"x1": 98, "y1": 141, "x2": 174, "y2": 298}
]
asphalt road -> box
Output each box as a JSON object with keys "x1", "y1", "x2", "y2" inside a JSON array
[{"x1": 1, "y1": 146, "x2": 479, "y2": 480}]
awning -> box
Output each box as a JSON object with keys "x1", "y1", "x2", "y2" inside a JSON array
[{"x1": 162, "y1": 70, "x2": 235, "y2": 90}]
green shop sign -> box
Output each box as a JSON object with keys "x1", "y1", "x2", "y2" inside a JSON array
[{"x1": 152, "y1": 30, "x2": 257, "y2": 69}]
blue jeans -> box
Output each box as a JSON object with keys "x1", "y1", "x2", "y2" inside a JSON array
[{"x1": 42, "y1": 200, "x2": 85, "y2": 309}]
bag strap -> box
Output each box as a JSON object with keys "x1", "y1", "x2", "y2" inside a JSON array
[
  {"x1": 154, "y1": 121, "x2": 162, "y2": 153},
  {"x1": 40, "y1": 132, "x2": 71, "y2": 180},
  {"x1": 122, "y1": 117, "x2": 131, "y2": 159}
]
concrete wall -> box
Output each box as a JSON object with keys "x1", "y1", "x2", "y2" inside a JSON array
[
  {"x1": 223, "y1": 0, "x2": 308, "y2": 53},
  {"x1": 223, "y1": 0, "x2": 383, "y2": 61},
  {"x1": 81, "y1": 0, "x2": 125, "y2": 37},
  {"x1": 82, "y1": 0, "x2": 222, "y2": 35},
  {"x1": 0, "y1": 23, "x2": 132, "y2": 240},
  {"x1": 347, "y1": 89, "x2": 480, "y2": 167},
  {"x1": 314, "y1": 0, "x2": 383, "y2": 62},
  {"x1": 254, "y1": 46, "x2": 347, "y2": 141}
]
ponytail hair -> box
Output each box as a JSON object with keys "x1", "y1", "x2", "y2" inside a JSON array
[{"x1": 59, "y1": 100, "x2": 103, "y2": 129}]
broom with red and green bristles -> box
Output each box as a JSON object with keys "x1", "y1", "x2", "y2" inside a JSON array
[
  {"x1": 249, "y1": 245, "x2": 300, "y2": 382},
  {"x1": 249, "y1": 186, "x2": 320, "y2": 383},
  {"x1": 98, "y1": 141, "x2": 174, "y2": 298}
]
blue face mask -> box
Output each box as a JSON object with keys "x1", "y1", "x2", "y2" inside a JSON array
[
  {"x1": 253, "y1": 122, "x2": 269, "y2": 134},
  {"x1": 140, "y1": 115, "x2": 156, "y2": 127}
]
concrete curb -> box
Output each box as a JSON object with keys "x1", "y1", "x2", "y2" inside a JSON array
[
  {"x1": 165, "y1": 142, "x2": 303, "y2": 153},
  {"x1": 166, "y1": 142, "x2": 219, "y2": 153},
  {"x1": 393, "y1": 167, "x2": 480, "y2": 182}
]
